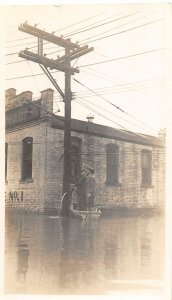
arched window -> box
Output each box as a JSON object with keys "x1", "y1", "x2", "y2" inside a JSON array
[
  {"x1": 5, "y1": 143, "x2": 8, "y2": 182},
  {"x1": 106, "y1": 144, "x2": 119, "y2": 185},
  {"x1": 141, "y1": 150, "x2": 152, "y2": 186},
  {"x1": 70, "y1": 137, "x2": 81, "y2": 184},
  {"x1": 22, "y1": 137, "x2": 33, "y2": 180}
]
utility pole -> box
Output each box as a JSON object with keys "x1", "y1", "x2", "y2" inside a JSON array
[
  {"x1": 62, "y1": 43, "x2": 72, "y2": 217},
  {"x1": 18, "y1": 23, "x2": 94, "y2": 217}
]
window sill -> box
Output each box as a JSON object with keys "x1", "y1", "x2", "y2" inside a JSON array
[{"x1": 19, "y1": 178, "x2": 33, "y2": 184}]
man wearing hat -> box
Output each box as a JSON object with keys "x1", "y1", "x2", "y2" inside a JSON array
[
  {"x1": 76, "y1": 168, "x2": 88, "y2": 211},
  {"x1": 87, "y1": 167, "x2": 96, "y2": 209}
]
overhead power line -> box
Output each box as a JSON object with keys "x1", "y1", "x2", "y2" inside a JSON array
[
  {"x1": 4, "y1": 12, "x2": 107, "y2": 59},
  {"x1": 6, "y1": 59, "x2": 28, "y2": 65},
  {"x1": 9, "y1": 12, "x2": 107, "y2": 52},
  {"x1": 5, "y1": 11, "x2": 105, "y2": 44},
  {"x1": 52, "y1": 77, "x2": 164, "y2": 101},
  {"x1": 54, "y1": 11, "x2": 106, "y2": 34},
  {"x1": 73, "y1": 78, "x2": 157, "y2": 133},
  {"x1": 78, "y1": 48, "x2": 165, "y2": 68},
  {"x1": 79, "y1": 11, "x2": 157, "y2": 43},
  {"x1": 75, "y1": 95, "x2": 157, "y2": 134},
  {"x1": 64, "y1": 11, "x2": 139, "y2": 37},
  {"x1": 5, "y1": 36, "x2": 35, "y2": 43},
  {"x1": 44, "y1": 14, "x2": 162, "y2": 56},
  {"x1": 14, "y1": 12, "x2": 159, "y2": 54},
  {"x1": 5, "y1": 51, "x2": 21, "y2": 57},
  {"x1": 74, "y1": 98, "x2": 153, "y2": 140},
  {"x1": 80, "y1": 17, "x2": 164, "y2": 44},
  {"x1": 74, "y1": 78, "x2": 127, "y2": 112},
  {"x1": 5, "y1": 46, "x2": 164, "y2": 70},
  {"x1": 5, "y1": 15, "x2": 164, "y2": 58},
  {"x1": 82, "y1": 68, "x2": 164, "y2": 87},
  {"x1": 5, "y1": 40, "x2": 37, "y2": 49},
  {"x1": 25, "y1": 11, "x2": 133, "y2": 52},
  {"x1": 76, "y1": 71, "x2": 164, "y2": 93},
  {"x1": 62, "y1": 10, "x2": 129, "y2": 37}
]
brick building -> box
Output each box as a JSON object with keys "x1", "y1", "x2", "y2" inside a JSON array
[{"x1": 5, "y1": 88, "x2": 165, "y2": 213}]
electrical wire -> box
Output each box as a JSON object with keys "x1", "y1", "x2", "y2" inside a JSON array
[
  {"x1": 5, "y1": 40, "x2": 37, "y2": 49},
  {"x1": 84, "y1": 65, "x2": 164, "y2": 92},
  {"x1": 5, "y1": 51, "x2": 22, "y2": 57},
  {"x1": 62, "y1": 11, "x2": 127, "y2": 37},
  {"x1": 79, "y1": 17, "x2": 164, "y2": 44},
  {"x1": 74, "y1": 97, "x2": 155, "y2": 140},
  {"x1": 5, "y1": 15, "x2": 164, "y2": 58},
  {"x1": 12, "y1": 12, "x2": 107, "y2": 52},
  {"x1": 72, "y1": 76, "x2": 164, "y2": 96},
  {"x1": 10, "y1": 11, "x2": 160, "y2": 54},
  {"x1": 64, "y1": 11, "x2": 139, "y2": 37},
  {"x1": 27, "y1": 61, "x2": 41, "y2": 94},
  {"x1": 5, "y1": 88, "x2": 159, "y2": 141},
  {"x1": 6, "y1": 60, "x2": 28, "y2": 65},
  {"x1": 78, "y1": 48, "x2": 164, "y2": 68},
  {"x1": 73, "y1": 78, "x2": 158, "y2": 133},
  {"x1": 75, "y1": 94, "x2": 157, "y2": 134},
  {"x1": 5, "y1": 47, "x2": 164, "y2": 74},
  {"x1": 5, "y1": 36, "x2": 35, "y2": 43},
  {"x1": 79, "y1": 12, "x2": 161, "y2": 44},
  {"x1": 94, "y1": 51, "x2": 157, "y2": 78},
  {"x1": 54, "y1": 11, "x2": 107, "y2": 34},
  {"x1": 4, "y1": 7, "x2": 164, "y2": 60},
  {"x1": 72, "y1": 82, "x2": 165, "y2": 98}
]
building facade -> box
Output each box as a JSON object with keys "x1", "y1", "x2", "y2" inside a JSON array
[{"x1": 5, "y1": 88, "x2": 165, "y2": 213}]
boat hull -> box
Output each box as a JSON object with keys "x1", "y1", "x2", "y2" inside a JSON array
[{"x1": 70, "y1": 208, "x2": 101, "y2": 221}]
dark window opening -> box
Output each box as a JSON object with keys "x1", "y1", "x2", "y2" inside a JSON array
[
  {"x1": 22, "y1": 137, "x2": 33, "y2": 180},
  {"x1": 141, "y1": 150, "x2": 152, "y2": 186},
  {"x1": 106, "y1": 144, "x2": 119, "y2": 185}
]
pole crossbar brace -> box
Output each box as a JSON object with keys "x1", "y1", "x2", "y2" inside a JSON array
[
  {"x1": 39, "y1": 64, "x2": 65, "y2": 100},
  {"x1": 19, "y1": 23, "x2": 80, "y2": 49},
  {"x1": 19, "y1": 50, "x2": 80, "y2": 74},
  {"x1": 54, "y1": 46, "x2": 94, "y2": 63}
]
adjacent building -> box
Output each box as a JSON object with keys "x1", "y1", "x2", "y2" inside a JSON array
[{"x1": 5, "y1": 88, "x2": 165, "y2": 213}]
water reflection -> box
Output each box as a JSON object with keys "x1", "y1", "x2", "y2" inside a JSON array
[
  {"x1": 16, "y1": 219, "x2": 30, "y2": 282},
  {"x1": 5, "y1": 212, "x2": 164, "y2": 294},
  {"x1": 59, "y1": 218, "x2": 72, "y2": 291}
]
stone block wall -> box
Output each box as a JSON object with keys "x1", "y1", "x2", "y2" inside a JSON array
[
  {"x1": 5, "y1": 122, "x2": 48, "y2": 212},
  {"x1": 5, "y1": 114, "x2": 165, "y2": 212},
  {"x1": 43, "y1": 127, "x2": 165, "y2": 211},
  {"x1": 43, "y1": 125, "x2": 64, "y2": 211}
]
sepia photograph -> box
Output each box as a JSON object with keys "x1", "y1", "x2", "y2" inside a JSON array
[{"x1": 1, "y1": 2, "x2": 172, "y2": 299}]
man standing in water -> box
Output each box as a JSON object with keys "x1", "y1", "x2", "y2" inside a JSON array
[
  {"x1": 87, "y1": 167, "x2": 96, "y2": 210},
  {"x1": 76, "y1": 169, "x2": 88, "y2": 211}
]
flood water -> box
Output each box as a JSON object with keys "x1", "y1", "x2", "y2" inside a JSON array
[{"x1": 5, "y1": 211, "x2": 165, "y2": 295}]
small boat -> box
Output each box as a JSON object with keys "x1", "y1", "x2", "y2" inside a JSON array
[
  {"x1": 60, "y1": 191, "x2": 102, "y2": 221},
  {"x1": 70, "y1": 205, "x2": 101, "y2": 221}
]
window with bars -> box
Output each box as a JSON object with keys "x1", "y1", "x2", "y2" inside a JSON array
[
  {"x1": 5, "y1": 143, "x2": 8, "y2": 182},
  {"x1": 22, "y1": 137, "x2": 33, "y2": 180},
  {"x1": 106, "y1": 144, "x2": 119, "y2": 185},
  {"x1": 141, "y1": 150, "x2": 152, "y2": 186}
]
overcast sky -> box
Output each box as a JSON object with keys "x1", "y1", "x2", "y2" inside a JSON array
[{"x1": 2, "y1": 3, "x2": 172, "y2": 136}]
